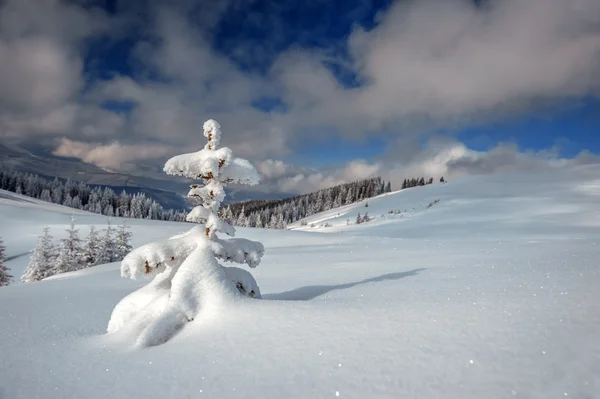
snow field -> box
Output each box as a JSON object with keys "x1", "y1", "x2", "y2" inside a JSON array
[{"x1": 0, "y1": 164, "x2": 599, "y2": 398}]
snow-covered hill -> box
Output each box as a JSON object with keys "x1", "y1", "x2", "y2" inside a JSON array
[{"x1": 1, "y1": 166, "x2": 599, "y2": 399}]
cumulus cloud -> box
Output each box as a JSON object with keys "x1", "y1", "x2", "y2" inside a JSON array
[
  {"x1": 275, "y1": 0, "x2": 600, "y2": 133},
  {"x1": 1, "y1": 0, "x2": 599, "y2": 182},
  {"x1": 255, "y1": 159, "x2": 381, "y2": 194},
  {"x1": 53, "y1": 138, "x2": 174, "y2": 171},
  {"x1": 256, "y1": 141, "x2": 600, "y2": 195},
  {"x1": 0, "y1": 0, "x2": 111, "y2": 138}
]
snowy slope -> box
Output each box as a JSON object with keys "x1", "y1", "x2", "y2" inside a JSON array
[{"x1": 1, "y1": 166, "x2": 599, "y2": 399}]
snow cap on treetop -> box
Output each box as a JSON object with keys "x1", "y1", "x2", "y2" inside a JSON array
[{"x1": 203, "y1": 119, "x2": 221, "y2": 150}]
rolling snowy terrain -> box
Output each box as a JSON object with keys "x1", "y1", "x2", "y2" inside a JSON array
[{"x1": 1, "y1": 165, "x2": 599, "y2": 399}]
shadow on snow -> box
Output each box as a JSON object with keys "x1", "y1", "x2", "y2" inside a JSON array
[{"x1": 263, "y1": 268, "x2": 426, "y2": 301}]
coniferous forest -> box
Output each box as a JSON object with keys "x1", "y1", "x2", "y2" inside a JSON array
[
  {"x1": 0, "y1": 168, "x2": 188, "y2": 222},
  {"x1": 221, "y1": 177, "x2": 393, "y2": 229},
  {"x1": 1, "y1": 168, "x2": 444, "y2": 230}
]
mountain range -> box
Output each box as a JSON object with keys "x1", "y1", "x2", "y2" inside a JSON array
[{"x1": 0, "y1": 143, "x2": 287, "y2": 209}]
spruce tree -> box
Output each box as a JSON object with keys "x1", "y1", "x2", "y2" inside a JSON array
[
  {"x1": 115, "y1": 224, "x2": 133, "y2": 260},
  {"x1": 0, "y1": 237, "x2": 12, "y2": 287},
  {"x1": 97, "y1": 220, "x2": 117, "y2": 264},
  {"x1": 82, "y1": 226, "x2": 101, "y2": 266},
  {"x1": 108, "y1": 119, "x2": 264, "y2": 346},
  {"x1": 22, "y1": 228, "x2": 57, "y2": 282},
  {"x1": 54, "y1": 217, "x2": 84, "y2": 274}
]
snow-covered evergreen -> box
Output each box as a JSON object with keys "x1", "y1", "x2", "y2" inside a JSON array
[
  {"x1": 0, "y1": 237, "x2": 12, "y2": 287},
  {"x1": 20, "y1": 221, "x2": 135, "y2": 283},
  {"x1": 0, "y1": 168, "x2": 187, "y2": 222},
  {"x1": 21, "y1": 228, "x2": 56, "y2": 283},
  {"x1": 108, "y1": 119, "x2": 265, "y2": 347},
  {"x1": 53, "y1": 217, "x2": 84, "y2": 274},
  {"x1": 115, "y1": 224, "x2": 133, "y2": 260},
  {"x1": 82, "y1": 226, "x2": 101, "y2": 267},
  {"x1": 225, "y1": 176, "x2": 393, "y2": 230},
  {"x1": 97, "y1": 220, "x2": 117, "y2": 264}
]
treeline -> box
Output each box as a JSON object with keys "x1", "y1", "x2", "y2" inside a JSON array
[
  {"x1": 0, "y1": 168, "x2": 187, "y2": 222},
  {"x1": 221, "y1": 177, "x2": 392, "y2": 229},
  {"x1": 21, "y1": 220, "x2": 132, "y2": 283},
  {"x1": 402, "y1": 176, "x2": 445, "y2": 189}
]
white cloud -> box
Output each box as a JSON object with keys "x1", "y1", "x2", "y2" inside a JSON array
[
  {"x1": 1, "y1": 0, "x2": 599, "y2": 182},
  {"x1": 53, "y1": 138, "x2": 174, "y2": 170}
]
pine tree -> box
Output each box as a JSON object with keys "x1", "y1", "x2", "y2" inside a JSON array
[
  {"x1": 362, "y1": 212, "x2": 370, "y2": 223},
  {"x1": 385, "y1": 181, "x2": 392, "y2": 193},
  {"x1": 345, "y1": 187, "x2": 354, "y2": 204},
  {"x1": 108, "y1": 119, "x2": 264, "y2": 346},
  {"x1": 268, "y1": 214, "x2": 277, "y2": 229},
  {"x1": 333, "y1": 193, "x2": 342, "y2": 209},
  {"x1": 114, "y1": 224, "x2": 133, "y2": 260},
  {"x1": 53, "y1": 217, "x2": 84, "y2": 274},
  {"x1": 276, "y1": 213, "x2": 286, "y2": 229},
  {"x1": 236, "y1": 206, "x2": 247, "y2": 226},
  {"x1": 97, "y1": 220, "x2": 117, "y2": 264},
  {"x1": 255, "y1": 213, "x2": 263, "y2": 228},
  {"x1": 22, "y1": 228, "x2": 56, "y2": 282},
  {"x1": 118, "y1": 190, "x2": 130, "y2": 217},
  {"x1": 0, "y1": 237, "x2": 12, "y2": 287},
  {"x1": 40, "y1": 189, "x2": 52, "y2": 202},
  {"x1": 82, "y1": 226, "x2": 101, "y2": 266}
]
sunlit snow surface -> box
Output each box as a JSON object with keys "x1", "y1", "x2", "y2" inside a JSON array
[{"x1": 1, "y1": 165, "x2": 599, "y2": 398}]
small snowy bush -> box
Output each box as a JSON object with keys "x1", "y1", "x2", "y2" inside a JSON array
[{"x1": 107, "y1": 119, "x2": 265, "y2": 347}]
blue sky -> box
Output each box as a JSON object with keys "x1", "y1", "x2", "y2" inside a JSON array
[
  {"x1": 1, "y1": 0, "x2": 599, "y2": 193},
  {"x1": 89, "y1": 0, "x2": 599, "y2": 160}
]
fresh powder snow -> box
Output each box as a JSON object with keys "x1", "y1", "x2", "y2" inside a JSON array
[{"x1": 0, "y1": 165, "x2": 599, "y2": 398}]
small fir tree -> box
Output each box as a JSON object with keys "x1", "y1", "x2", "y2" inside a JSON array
[
  {"x1": 107, "y1": 119, "x2": 264, "y2": 347},
  {"x1": 82, "y1": 226, "x2": 101, "y2": 266},
  {"x1": 362, "y1": 213, "x2": 370, "y2": 223},
  {"x1": 115, "y1": 223, "x2": 133, "y2": 260},
  {"x1": 53, "y1": 217, "x2": 84, "y2": 274},
  {"x1": 22, "y1": 228, "x2": 57, "y2": 282},
  {"x1": 0, "y1": 237, "x2": 12, "y2": 286},
  {"x1": 97, "y1": 220, "x2": 117, "y2": 264}
]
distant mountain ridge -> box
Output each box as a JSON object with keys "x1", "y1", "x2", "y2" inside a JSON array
[{"x1": 0, "y1": 143, "x2": 288, "y2": 209}]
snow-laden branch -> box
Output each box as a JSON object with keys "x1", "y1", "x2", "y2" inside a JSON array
[{"x1": 210, "y1": 237, "x2": 265, "y2": 268}]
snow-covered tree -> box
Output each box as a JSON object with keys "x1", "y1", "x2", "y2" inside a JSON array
[
  {"x1": 107, "y1": 119, "x2": 264, "y2": 347},
  {"x1": 114, "y1": 224, "x2": 133, "y2": 260},
  {"x1": 356, "y1": 212, "x2": 362, "y2": 224},
  {"x1": 0, "y1": 237, "x2": 12, "y2": 287},
  {"x1": 362, "y1": 212, "x2": 370, "y2": 223},
  {"x1": 82, "y1": 226, "x2": 101, "y2": 266},
  {"x1": 53, "y1": 218, "x2": 84, "y2": 274},
  {"x1": 97, "y1": 220, "x2": 117, "y2": 264},
  {"x1": 22, "y1": 228, "x2": 56, "y2": 282}
]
